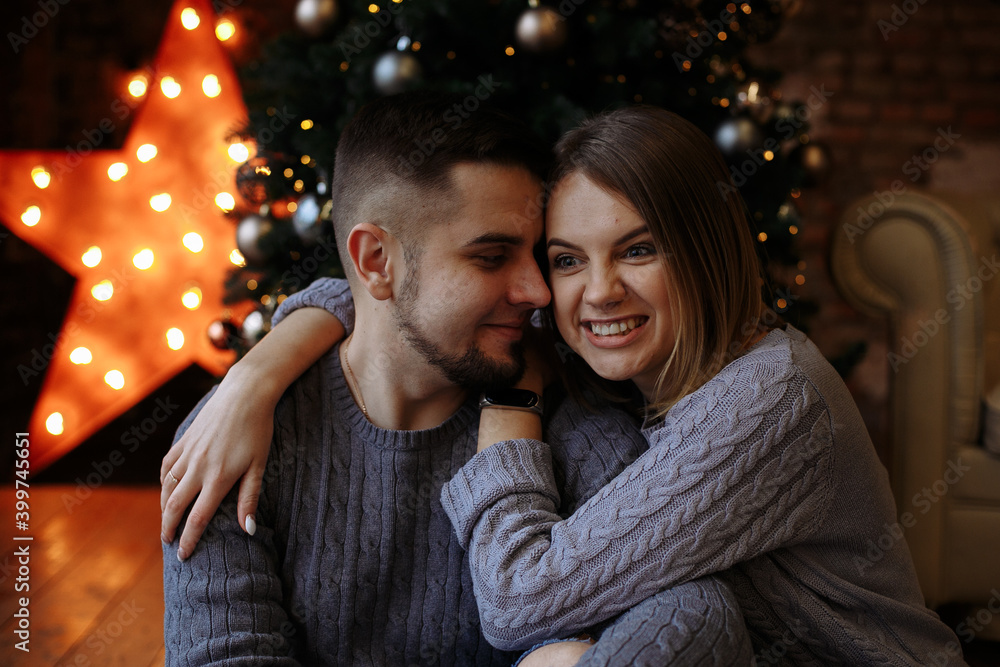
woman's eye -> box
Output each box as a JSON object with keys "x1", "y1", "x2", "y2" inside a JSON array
[
  {"x1": 551, "y1": 255, "x2": 578, "y2": 269},
  {"x1": 624, "y1": 244, "x2": 655, "y2": 259}
]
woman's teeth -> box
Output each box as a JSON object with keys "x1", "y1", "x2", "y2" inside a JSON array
[{"x1": 589, "y1": 318, "x2": 643, "y2": 336}]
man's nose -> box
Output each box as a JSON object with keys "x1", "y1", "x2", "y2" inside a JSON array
[{"x1": 510, "y1": 255, "x2": 551, "y2": 309}]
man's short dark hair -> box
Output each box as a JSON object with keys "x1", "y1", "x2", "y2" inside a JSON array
[{"x1": 331, "y1": 91, "x2": 551, "y2": 269}]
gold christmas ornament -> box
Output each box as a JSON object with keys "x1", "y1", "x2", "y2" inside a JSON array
[{"x1": 515, "y1": 7, "x2": 568, "y2": 53}]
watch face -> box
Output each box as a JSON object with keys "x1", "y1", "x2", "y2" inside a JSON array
[{"x1": 486, "y1": 388, "x2": 539, "y2": 408}]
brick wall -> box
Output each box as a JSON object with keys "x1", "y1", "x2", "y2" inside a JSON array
[{"x1": 748, "y1": 0, "x2": 1000, "y2": 463}]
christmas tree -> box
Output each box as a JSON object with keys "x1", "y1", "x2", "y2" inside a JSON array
[{"x1": 220, "y1": 0, "x2": 828, "y2": 352}]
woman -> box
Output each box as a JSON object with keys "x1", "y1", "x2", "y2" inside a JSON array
[{"x1": 161, "y1": 107, "x2": 964, "y2": 664}]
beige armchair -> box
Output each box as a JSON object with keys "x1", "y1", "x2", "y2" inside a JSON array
[{"x1": 830, "y1": 190, "x2": 1000, "y2": 628}]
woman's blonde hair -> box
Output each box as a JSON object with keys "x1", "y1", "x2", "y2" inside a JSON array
[{"x1": 551, "y1": 106, "x2": 769, "y2": 417}]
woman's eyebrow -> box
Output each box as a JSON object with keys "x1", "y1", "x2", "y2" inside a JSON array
[{"x1": 547, "y1": 225, "x2": 649, "y2": 250}]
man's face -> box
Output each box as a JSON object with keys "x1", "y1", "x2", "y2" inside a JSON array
[{"x1": 393, "y1": 163, "x2": 550, "y2": 391}]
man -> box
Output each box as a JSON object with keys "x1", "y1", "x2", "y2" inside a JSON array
[{"x1": 162, "y1": 92, "x2": 750, "y2": 665}]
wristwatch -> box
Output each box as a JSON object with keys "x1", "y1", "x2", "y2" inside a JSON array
[{"x1": 478, "y1": 388, "x2": 544, "y2": 416}]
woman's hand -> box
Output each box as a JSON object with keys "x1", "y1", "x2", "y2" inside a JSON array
[
  {"x1": 517, "y1": 325, "x2": 555, "y2": 394},
  {"x1": 160, "y1": 307, "x2": 346, "y2": 559},
  {"x1": 475, "y1": 326, "x2": 555, "y2": 452},
  {"x1": 160, "y1": 365, "x2": 276, "y2": 560}
]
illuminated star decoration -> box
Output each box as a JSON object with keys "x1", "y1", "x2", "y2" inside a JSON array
[{"x1": 0, "y1": 0, "x2": 254, "y2": 470}]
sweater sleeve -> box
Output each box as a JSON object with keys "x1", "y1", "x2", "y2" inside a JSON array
[
  {"x1": 163, "y1": 389, "x2": 303, "y2": 666},
  {"x1": 441, "y1": 357, "x2": 834, "y2": 651},
  {"x1": 576, "y1": 576, "x2": 753, "y2": 667},
  {"x1": 272, "y1": 277, "x2": 354, "y2": 334}
]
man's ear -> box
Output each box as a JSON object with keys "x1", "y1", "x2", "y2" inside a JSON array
[{"x1": 346, "y1": 223, "x2": 398, "y2": 300}]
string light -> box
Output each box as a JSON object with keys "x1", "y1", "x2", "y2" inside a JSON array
[
  {"x1": 757, "y1": 232, "x2": 768, "y2": 242},
  {"x1": 183, "y1": 232, "x2": 204, "y2": 253},
  {"x1": 166, "y1": 328, "x2": 185, "y2": 350},
  {"x1": 31, "y1": 166, "x2": 51, "y2": 189},
  {"x1": 150, "y1": 193, "x2": 172, "y2": 212},
  {"x1": 160, "y1": 76, "x2": 182, "y2": 98},
  {"x1": 81, "y1": 246, "x2": 102, "y2": 267},
  {"x1": 202, "y1": 74, "x2": 222, "y2": 98},
  {"x1": 229, "y1": 249, "x2": 246, "y2": 267},
  {"x1": 136, "y1": 144, "x2": 158, "y2": 162},
  {"x1": 21, "y1": 205, "x2": 41, "y2": 227},
  {"x1": 46, "y1": 412, "x2": 64, "y2": 435},
  {"x1": 300, "y1": 119, "x2": 314, "y2": 130},
  {"x1": 69, "y1": 347, "x2": 92, "y2": 364},
  {"x1": 181, "y1": 7, "x2": 200, "y2": 29},
  {"x1": 215, "y1": 18, "x2": 235, "y2": 41},
  {"x1": 104, "y1": 370, "x2": 125, "y2": 390},
  {"x1": 107, "y1": 162, "x2": 128, "y2": 181},
  {"x1": 247, "y1": 279, "x2": 258, "y2": 290},
  {"x1": 132, "y1": 248, "x2": 155, "y2": 270},
  {"x1": 91, "y1": 279, "x2": 114, "y2": 302},
  {"x1": 505, "y1": 46, "x2": 515, "y2": 56}
]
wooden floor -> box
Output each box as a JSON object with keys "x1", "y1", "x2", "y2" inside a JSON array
[{"x1": 1, "y1": 485, "x2": 164, "y2": 667}]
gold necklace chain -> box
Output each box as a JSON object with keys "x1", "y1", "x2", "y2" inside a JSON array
[{"x1": 342, "y1": 337, "x2": 370, "y2": 422}]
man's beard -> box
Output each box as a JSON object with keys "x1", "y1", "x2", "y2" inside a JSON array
[{"x1": 393, "y1": 272, "x2": 525, "y2": 392}]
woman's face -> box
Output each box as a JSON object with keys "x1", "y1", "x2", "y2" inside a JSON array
[{"x1": 545, "y1": 172, "x2": 676, "y2": 399}]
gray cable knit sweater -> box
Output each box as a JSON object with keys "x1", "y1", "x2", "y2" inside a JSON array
[
  {"x1": 254, "y1": 278, "x2": 967, "y2": 664},
  {"x1": 162, "y1": 281, "x2": 754, "y2": 665},
  {"x1": 439, "y1": 326, "x2": 967, "y2": 665}
]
